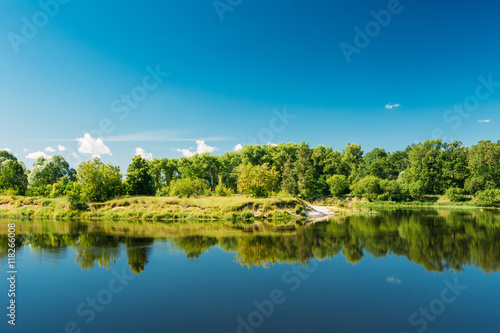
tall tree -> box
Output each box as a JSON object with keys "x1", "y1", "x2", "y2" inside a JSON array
[
  {"x1": 125, "y1": 155, "x2": 155, "y2": 196},
  {"x1": 465, "y1": 140, "x2": 500, "y2": 193},
  {"x1": 0, "y1": 160, "x2": 28, "y2": 195}
]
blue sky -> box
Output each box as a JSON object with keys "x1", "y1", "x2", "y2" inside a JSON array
[{"x1": 1, "y1": 0, "x2": 499, "y2": 170}]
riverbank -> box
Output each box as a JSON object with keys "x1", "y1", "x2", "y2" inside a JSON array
[
  {"x1": 0, "y1": 195, "x2": 345, "y2": 223},
  {"x1": 354, "y1": 198, "x2": 499, "y2": 210}
]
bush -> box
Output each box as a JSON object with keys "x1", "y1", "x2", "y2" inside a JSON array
[
  {"x1": 169, "y1": 178, "x2": 208, "y2": 198},
  {"x1": 351, "y1": 176, "x2": 382, "y2": 201},
  {"x1": 378, "y1": 179, "x2": 404, "y2": 201},
  {"x1": 407, "y1": 180, "x2": 426, "y2": 201},
  {"x1": 214, "y1": 178, "x2": 234, "y2": 196},
  {"x1": 326, "y1": 175, "x2": 350, "y2": 197},
  {"x1": 66, "y1": 182, "x2": 86, "y2": 209},
  {"x1": 445, "y1": 187, "x2": 465, "y2": 202},
  {"x1": 26, "y1": 185, "x2": 52, "y2": 197},
  {"x1": 476, "y1": 189, "x2": 500, "y2": 207}
]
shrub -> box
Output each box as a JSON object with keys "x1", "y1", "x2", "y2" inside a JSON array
[
  {"x1": 476, "y1": 189, "x2": 500, "y2": 207},
  {"x1": 169, "y1": 178, "x2": 208, "y2": 198},
  {"x1": 66, "y1": 182, "x2": 86, "y2": 209},
  {"x1": 407, "y1": 180, "x2": 426, "y2": 201},
  {"x1": 445, "y1": 187, "x2": 465, "y2": 202},
  {"x1": 351, "y1": 176, "x2": 382, "y2": 201},
  {"x1": 214, "y1": 179, "x2": 234, "y2": 196},
  {"x1": 378, "y1": 179, "x2": 404, "y2": 202},
  {"x1": 326, "y1": 175, "x2": 350, "y2": 197}
]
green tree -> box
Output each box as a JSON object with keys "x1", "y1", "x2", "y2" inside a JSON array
[
  {"x1": 76, "y1": 158, "x2": 123, "y2": 202},
  {"x1": 350, "y1": 176, "x2": 382, "y2": 201},
  {"x1": 0, "y1": 160, "x2": 28, "y2": 195},
  {"x1": 125, "y1": 155, "x2": 155, "y2": 196},
  {"x1": 237, "y1": 163, "x2": 278, "y2": 197},
  {"x1": 340, "y1": 143, "x2": 363, "y2": 181},
  {"x1": 465, "y1": 140, "x2": 500, "y2": 193},
  {"x1": 326, "y1": 175, "x2": 349, "y2": 197}
]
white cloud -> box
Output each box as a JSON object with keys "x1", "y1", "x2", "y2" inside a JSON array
[
  {"x1": 233, "y1": 144, "x2": 243, "y2": 151},
  {"x1": 44, "y1": 146, "x2": 55, "y2": 152},
  {"x1": 1, "y1": 148, "x2": 11, "y2": 152},
  {"x1": 26, "y1": 151, "x2": 50, "y2": 159},
  {"x1": 135, "y1": 147, "x2": 153, "y2": 160},
  {"x1": 385, "y1": 103, "x2": 401, "y2": 109},
  {"x1": 23, "y1": 148, "x2": 29, "y2": 152},
  {"x1": 58, "y1": 145, "x2": 66, "y2": 151},
  {"x1": 267, "y1": 142, "x2": 278, "y2": 146},
  {"x1": 478, "y1": 119, "x2": 490, "y2": 123},
  {"x1": 76, "y1": 133, "x2": 112, "y2": 158},
  {"x1": 176, "y1": 140, "x2": 219, "y2": 157},
  {"x1": 386, "y1": 277, "x2": 402, "y2": 285}
]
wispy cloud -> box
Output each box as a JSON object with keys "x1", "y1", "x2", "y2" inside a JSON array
[
  {"x1": 103, "y1": 130, "x2": 228, "y2": 142},
  {"x1": 385, "y1": 103, "x2": 401, "y2": 109},
  {"x1": 1, "y1": 148, "x2": 11, "y2": 152},
  {"x1": 23, "y1": 148, "x2": 29, "y2": 152},
  {"x1": 58, "y1": 145, "x2": 66, "y2": 151},
  {"x1": 44, "y1": 146, "x2": 55, "y2": 152},
  {"x1": 76, "y1": 133, "x2": 112, "y2": 158},
  {"x1": 478, "y1": 119, "x2": 490, "y2": 123},
  {"x1": 26, "y1": 151, "x2": 50, "y2": 159},
  {"x1": 175, "y1": 140, "x2": 219, "y2": 157},
  {"x1": 386, "y1": 277, "x2": 402, "y2": 285},
  {"x1": 135, "y1": 147, "x2": 153, "y2": 160}
]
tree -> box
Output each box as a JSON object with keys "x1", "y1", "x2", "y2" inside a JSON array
[
  {"x1": 294, "y1": 142, "x2": 315, "y2": 198},
  {"x1": 28, "y1": 155, "x2": 75, "y2": 188},
  {"x1": 465, "y1": 141, "x2": 500, "y2": 193},
  {"x1": 404, "y1": 140, "x2": 447, "y2": 194},
  {"x1": 340, "y1": 143, "x2": 363, "y2": 181},
  {"x1": 237, "y1": 163, "x2": 278, "y2": 197},
  {"x1": 350, "y1": 176, "x2": 382, "y2": 201},
  {"x1": 326, "y1": 175, "x2": 349, "y2": 197},
  {"x1": 125, "y1": 155, "x2": 155, "y2": 196},
  {"x1": 0, "y1": 150, "x2": 17, "y2": 162},
  {"x1": 0, "y1": 160, "x2": 28, "y2": 195},
  {"x1": 76, "y1": 158, "x2": 123, "y2": 202},
  {"x1": 149, "y1": 158, "x2": 179, "y2": 191}
]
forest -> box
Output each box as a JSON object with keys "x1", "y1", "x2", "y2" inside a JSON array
[{"x1": 0, "y1": 139, "x2": 499, "y2": 207}]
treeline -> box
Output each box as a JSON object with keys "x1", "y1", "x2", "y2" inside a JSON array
[{"x1": 1, "y1": 139, "x2": 499, "y2": 206}]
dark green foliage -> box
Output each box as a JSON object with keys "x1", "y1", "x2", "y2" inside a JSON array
[
  {"x1": 3, "y1": 139, "x2": 500, "y2": 204},
  {"x1": 326, "y1": 175, "x2": 349, "y2": 197},
  {"x1": 125, "y1": 155, "x2": 155, "y2": 196},
  {"x1": 351, "y1": 176, "x2": 382, "y2": 201},
  {"x1": 465, "y1": 141, "x2": 500, "y2": 193},
  {"x1": 476, "y1": 189, "x2": 500, "y2": 207},
  {"x1": 445, "y1": 187, "x2": 466, "y2": 202},
  {"x1": 77, "y1": 158, "x2": 123, "y2": 203},
  {"x1": 0, "y1": 160, "x2": 28, "y2": 195}
]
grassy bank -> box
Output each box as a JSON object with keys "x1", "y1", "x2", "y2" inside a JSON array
[
  {"x1": 0, "y1": 195, "x2": 309, "y2": 223},
  {"x1": 353, "y1": 195, "x2": 498, "y2": 210}
]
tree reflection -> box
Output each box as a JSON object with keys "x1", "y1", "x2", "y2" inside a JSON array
[{"x1": 0, "y1": 209, "x2": 499, "y2": 273}]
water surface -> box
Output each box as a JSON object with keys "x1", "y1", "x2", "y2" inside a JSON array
[{"x1": 1, "y1": 209, "x2": 499, "y2": 333}]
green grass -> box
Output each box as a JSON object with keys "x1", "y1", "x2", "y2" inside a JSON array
[
  {"x1": 354, "y1": 195, "x2": 498, "y2": 209},
  {"x1": 0, "y1": 195, "x2": 305, "y2": 223}
]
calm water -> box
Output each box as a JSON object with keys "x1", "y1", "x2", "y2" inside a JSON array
[{"x1": 1, "y1": 209, "x2": 499, "y2": 333}]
